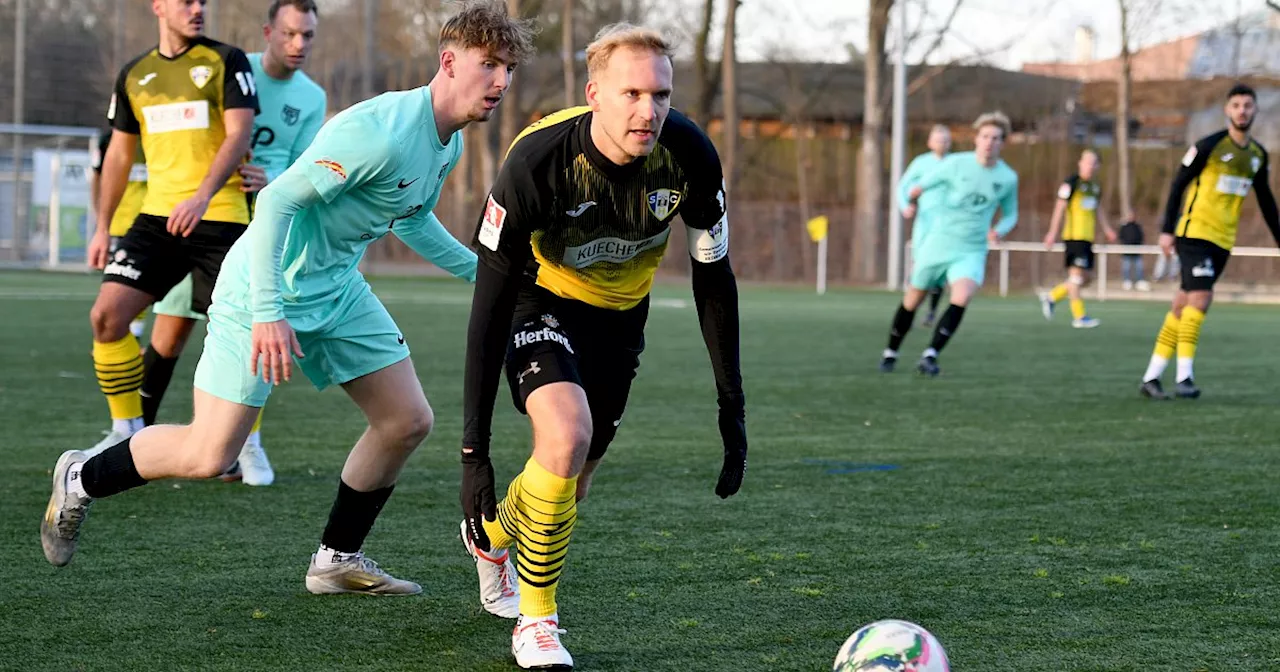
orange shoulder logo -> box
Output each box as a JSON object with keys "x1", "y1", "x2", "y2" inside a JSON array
[{"x1": 314, "y1": 159, "x2": 347, "y2": 181}]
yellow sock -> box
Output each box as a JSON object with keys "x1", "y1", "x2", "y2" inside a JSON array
[
  {"x1": 510, "y1": 457, "x2": 577, "y2": 618},
  {"x1": 94, "y1": 336, "x2": 144, "y2": 420},
  {"x1": 1178, "y1": 306, "x2": 1204, "y2": 361},
  {"x1": 250, "y1": 407, "x2": 264, "y2": 434},
  {"x1": 1049, "y1": 283, "x2": 1070, "y2": 303},
  {"x1": 1153, "y1": 311, "x2": 1179, "y2": 360},
  {"x1": 1069, "y1": 298, "x2": 1086, "y2": 320},
  {"x1": 483, "y1": 473, "x2": 521, "y2": 551}
]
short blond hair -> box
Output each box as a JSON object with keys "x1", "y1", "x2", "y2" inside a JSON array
[
  {"x1": 586, "y1": 23, "x2": 673, "y2": 78},
  {"x1": 972, "y1": 111, "x2": 1011, "y2": 140},
  {"x1": 439, "y1": 0, "x2": 538, "y2": 64}
]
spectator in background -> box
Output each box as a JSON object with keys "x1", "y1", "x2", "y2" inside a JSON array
[{"x1": 1120, "y1": 211, "x2": 1151, "y2": 291}]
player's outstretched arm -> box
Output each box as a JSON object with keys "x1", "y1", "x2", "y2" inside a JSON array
[
  {"x1": 1163, "y1": 137, "x2": 1214, "y2": 237},
  {"x1": 994, "y1": 175, "x2": 1019, "y2": 239},
  {"x1": 1252, "y1": 155, "x2": 1280, "y2": 247},
  {"x1": 393, "y1": 212, "x2": 478, "y2": 281}
]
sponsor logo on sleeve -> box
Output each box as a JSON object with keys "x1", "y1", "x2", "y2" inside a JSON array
[{"x1": 478, "y1": 194, "x2": 507, "y2": 251}]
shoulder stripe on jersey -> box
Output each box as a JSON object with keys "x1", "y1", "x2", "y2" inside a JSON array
[{"x1": 506, "y1": 106, "x2": 590, "y2": 159}]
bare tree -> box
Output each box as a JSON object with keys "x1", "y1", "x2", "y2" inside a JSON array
[
  {"x1": 854, "y1": 0, "x2": 891, "y2": 283},
  {"x1": 721, "y1": 0, "x2": 740, "y2": 195},
  {"x1": 691, "y1": 0, "x2": 721, "y2": 128},
  {"x1": 562, "y1": 0, "x2": 576, "y2": 107},
  {"x1": 1117, "y1": 1, "x2": 1135, "y2": 218}
]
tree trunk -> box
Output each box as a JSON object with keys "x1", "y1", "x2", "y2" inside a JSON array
[
  {"x1": 721, "y1": 0, "x2": 740, "y2": 195},
  {"x1": 692, "y1": 0, "x2": 719, "y2": 128},
  {"x1": 562, "y1": 0, "x2": 576, "y2": 107},
  {"x1": 855, "y1": 0, "x2": 891, "y2": 283},
  {"x1": 1117, "y1": 0, "x2": 1134, "y2": 217},
  {"x1": 500, "y1": 0, "x2": 522, "y2": 152}
]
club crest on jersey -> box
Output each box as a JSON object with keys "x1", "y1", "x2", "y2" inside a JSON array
[
  {"x1": 646, "y1": 189, "x2": 682, "y2": 221},
  {"x1": 189, "y1": 65, "x2": 213, "y2": 89},
  {"x1": 282, "y1": 105, "x2": 300, "y2": 126},
  {"x1": 542, "y1": 314, "x2": 560, "y2": 329}
]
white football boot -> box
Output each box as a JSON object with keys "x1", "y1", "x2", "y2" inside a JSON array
[
  {"x1": 236, "y1": 435, "x2": 274, "y2": 486},
  {"x1": 460, "y1": 520, "x2": 520, "y2": 618},
  {"x1": 304, "y1": 551, "x2": 421, "y2": 595},
  {"x1": 512, "y1": 614, "x2": 572, "y2": 670}
]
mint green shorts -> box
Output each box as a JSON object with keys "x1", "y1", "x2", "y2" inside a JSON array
[
  {"x1": 152, "y1": 274, "x2": 204, "y2": 321},
  {"x1": 193, "y1": 283, "x2": 410, "y2": 407},
  {"x1": 909, "y1": 251, "x2": 988, "y2": 290}
]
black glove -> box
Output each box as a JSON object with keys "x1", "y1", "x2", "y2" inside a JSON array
[
  {"x1": 460, "y1": 445, "x2": 497, "y2": 551},
  {"x1": 715, "y1": 401, "x2": 747, "y2": 498}
]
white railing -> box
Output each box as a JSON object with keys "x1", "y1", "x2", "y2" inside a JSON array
[{"x1": 904, "y1": 242, "x2": 1280, "y2": 299}]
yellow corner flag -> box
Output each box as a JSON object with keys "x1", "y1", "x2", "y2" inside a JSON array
[{"x1": 806, "y1": 215, "x2": 829, "y2": 242}]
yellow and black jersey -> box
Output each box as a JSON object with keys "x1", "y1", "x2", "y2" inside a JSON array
[
  {"x1": 92, "y1": 129, "x2": 149, "y2": 237},
  {"x1": 462, "y1": 107, "x2": 743, "y2": 452},
  {"x1": 108, "y1": 37, "x2": 259, "y2": 224},
  {"x1": 472, "y1": 106, "x2": 729, "y2": 310},
  {"x1": 1164, "y1": 129, "x2": 1279, "y2": 250},
  {"x1": 1056, "y1": 174, "x2": 1101, "y2": 241}
]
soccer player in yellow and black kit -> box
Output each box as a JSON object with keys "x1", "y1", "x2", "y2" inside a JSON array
[
  {"x1": 1140, "y1": 84, "x2": 1280, "y2": 399},
  {"x1": 86, "y1": 0, "x2": 257, "y2": 454},
  {"x1": 89, "y1": 130, "x2": 149, "y2": 341},
  {"x1": 1039, "y1": 148, "x2": 1117, "y2": 328},
  {"x1": 458, "y1": 24, "x2": 747, "y2": 670}
]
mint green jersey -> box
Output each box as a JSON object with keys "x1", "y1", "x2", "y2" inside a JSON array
[
  {"x1": 247, "y1": 53, "x2": 327, "y2": 182},
  {"x1": 914, "y1": 151, "x2": 1019, "y2": 256}
]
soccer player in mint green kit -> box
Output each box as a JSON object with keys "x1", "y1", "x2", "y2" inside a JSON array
[
  {"x1": 879, "y1": 111, "x2": 1019, "y2": 377},
  {"x1": 144, "y1": 0, "x2": 328, "y2": 487},
  {"x1": 896, "y1": 124, "x2": 951, "y2": 331},
  {"x1": 40, "y1": 2, "x2": 538, "y2": 596}
]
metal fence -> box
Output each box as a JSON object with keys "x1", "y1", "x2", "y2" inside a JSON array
[{"x1": 0, "y1": 124, "x2": 99, "y2": 267}]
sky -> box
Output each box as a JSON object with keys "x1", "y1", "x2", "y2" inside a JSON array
[{"x1": 726, "y1": 0, "x2": 1271, "y2": 67}]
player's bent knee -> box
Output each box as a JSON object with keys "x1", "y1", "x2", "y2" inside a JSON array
[
  {"x1": 181, "y1": 441, "x2": 240, "y2": 479},
  {"x1": 379, "y1": 403, "x2": 434, "y2": 450},
  {"x1": 89, "y1": 301, "x2": 131, "y2": 342}
]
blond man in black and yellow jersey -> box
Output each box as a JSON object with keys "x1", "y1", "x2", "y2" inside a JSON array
[
  {"x1": 1039, "y1": 148, "x2": 1117, "y2": 328},
  {"x1": 1140, "y1": 84, "x2": 1280, "y2": 400},
  {"x1": 85, "y1": 0, "x2": 257, "y2": 455},
  {"x1": 459, "y1": 24, "x2": 745, "y2": 668}
]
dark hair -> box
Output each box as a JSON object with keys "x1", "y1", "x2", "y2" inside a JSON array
[
  {"x1": 267, "y1": 0, "x2": 318, "y2": 24},
  {"x1": 1227, "y1": 83, "x2": 1256, "y2": 101}
]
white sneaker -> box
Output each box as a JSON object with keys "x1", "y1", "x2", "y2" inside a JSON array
[
  {"x1": 41, "y1": 450, "x2": 93, "y2": 566},
  {"x1": 1122, "y1": 280, "x2": 1134, "y2": 291},
  {"x1": 460, "y1": 520, "x2": 520, "y2": 618},
  {"x1": 1072, "y1": 316, "x2": 1101, "y2": 329},
  {"x1": 84, "y1": 428, "x2": 134, "y2": 459},
  {"x1": 1038, "y1": 292, "x2": 1054, "y2": 320},
  {"x1": 512, "y1": 614, "x2": 572, "y2": 670},
  {"x1": 236, "y1": 438, "x2": 274, "y2": 486},
  {"x1": 1136, "y1": 280, "x2": 1152, "y2": 292}
]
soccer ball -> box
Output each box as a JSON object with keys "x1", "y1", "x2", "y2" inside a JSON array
[{"x1": 832, "y1": 619, "x2": 950, "y2": 672}]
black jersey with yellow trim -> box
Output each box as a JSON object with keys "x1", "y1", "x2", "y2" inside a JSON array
[
  {"x1": 108, "y1": 36, "x2": 258, "y2": 224},
  {"x1": 1163, "y1": 129, "x2": 1280, "y2": 250},
  {"x1": 473, "y1": 106, "x2": 728, "y2": 311},
  {"x1": 1057, "y1": 174, "x2": 1102, "y2": 241}
]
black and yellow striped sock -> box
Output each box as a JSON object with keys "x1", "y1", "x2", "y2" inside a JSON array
[
  {"x1": 508, "y1": 457, "x2": 577, "y2": 618},
  {"x1": 483, "y1": 473, "x2": 521, "y2": 551},
  {"x1": 1153, "y1": 311, "x2": 1179, "y2": 360},
  {"x1": 1177, "y1": 306, "x2": 1204, "y2": 381},
  {"x1": 94, "y1": 336, "x2": 144, "y2": 421}
]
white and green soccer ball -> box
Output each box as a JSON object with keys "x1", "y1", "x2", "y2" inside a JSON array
[{"x1": 832, "y1": 619, "x2": 950, "y2": 672}]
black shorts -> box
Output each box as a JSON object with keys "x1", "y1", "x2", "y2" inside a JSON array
[
  {"x1": 1176, "y1": 237, "x2": 1231, "y2": 292},
  {"x1": 102, "y1": 214, "x2": 245, "y2": 315},
  {"x1": 1064, "y1": 240, "x2": 1094, "y2": 270},
  {"x1": 505, "y1": 286, "x2": 648, "y2": 461}
]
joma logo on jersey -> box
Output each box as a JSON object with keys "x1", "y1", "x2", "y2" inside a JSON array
[
  {"x1": 563, "y1": 229, "x2": 671, "y2": 269},
  {"x1": 646, "y1": 189, "x2": 682, "y2": 221}
]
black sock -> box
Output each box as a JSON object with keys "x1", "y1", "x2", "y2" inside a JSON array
[
  {"x1": 80, "y1": 439, "x2": 148, "y2": 498},
  {"x1": 140, "y1": 350, "x2": 180, "y2": 426},
  {"x1": 929, "y1": 304, "x2": 967, "y2": 353},
  {"x1": 928, "y1": 288, "x2": 944, "y2": 314},
  {"x1": 886, "y1": 304, "x2": 916, "y2": 352},
  {"x1": 320, "y1": 480, "x2": 396, "y2": 553}
]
